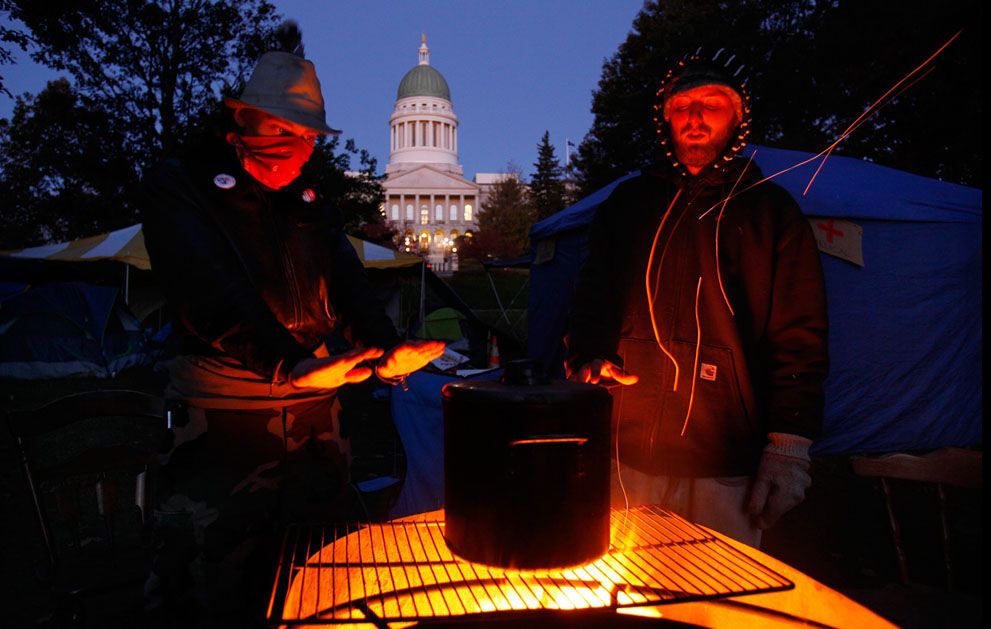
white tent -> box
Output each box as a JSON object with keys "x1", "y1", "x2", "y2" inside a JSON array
[{"x1": 3, "y1": 223, "x2": 422, "y2": 271}]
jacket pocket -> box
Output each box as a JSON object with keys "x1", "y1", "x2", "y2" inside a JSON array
[
  {"x1": 661, "y1": 340, "x2": 757, "y2": 462},
  {"x1": 612, "y1": 337, "x2": 672, "y2": 466},
  {"x1": 613, "y1": 336, "x2": 760, "y2": 474}
]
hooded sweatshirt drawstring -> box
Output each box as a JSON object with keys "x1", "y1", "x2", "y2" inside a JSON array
[
  {"x1": 711, "y1": 151, "x2": 755, "y2": 318},
  {"x1": 645, "y1": 189, "x2": 683, "y2": 391},
  {"x1": 681, "y1": 275, "x2": 704, "y2": 436}
]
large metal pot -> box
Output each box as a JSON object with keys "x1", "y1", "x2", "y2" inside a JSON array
[{"x1": 442, "y1": 359, "x2": 612, "y2": 569}]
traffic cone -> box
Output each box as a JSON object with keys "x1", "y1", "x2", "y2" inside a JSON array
[{"x1": 488, "y1": 333, "x2": 500, "y2": 367}]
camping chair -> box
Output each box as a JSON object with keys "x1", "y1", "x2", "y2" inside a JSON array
[
  {"x1": 4, "y1": 389, "x2": 166, "y2": 620},
  {"x1": 851, "y1": 447, "x2": 982, "y2": 591}
]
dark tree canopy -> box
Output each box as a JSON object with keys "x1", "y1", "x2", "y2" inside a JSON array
[
  {"x1": 573, "y1": 0, "x2": 981, "y2": 195},
  {"x1": 10, "y1": 0, "x2": 279, "y2": 157},
  {"x1": 0, "y1": 78, "x2": 136, "y2": 248},
  {"x1": 0, "y1": 1, "x2": 390, "y2": 249},
  {"x1": 468, "y1": 165, "x2": 533, "y2": 261},
  {"x1": 529, "y1": 130, "x2": 568, "y2": 222},
  {"x1": 303, "y1": 136, "x2": 394, "y2": 246},
  {"x1": 0, "y1": 0, "x2": 28, "y2": 97}
]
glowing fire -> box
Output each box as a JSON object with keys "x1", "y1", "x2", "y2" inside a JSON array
[{"x1": 275, "y1": 507, "x2": 791, "y2": 623}]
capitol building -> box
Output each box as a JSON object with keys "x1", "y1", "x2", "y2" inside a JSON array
[{"x1": 382, "y1": 36, "x2": 509, "y2": 270}]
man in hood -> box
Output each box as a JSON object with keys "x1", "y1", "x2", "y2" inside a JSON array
[{"x1": 566, "y1": 51, "x2": 828, "y2": 548}]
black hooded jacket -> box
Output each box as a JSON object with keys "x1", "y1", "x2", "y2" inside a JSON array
[
  {"x1": 566, "y1": 157, "x2": 828, "y2": 477},
  {"x1": 138, "y1": 132, "x2": 399, "y2": 387}
]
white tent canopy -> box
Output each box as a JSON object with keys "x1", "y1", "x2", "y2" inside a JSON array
[{"x1": 3, "y1": 224, "x2": 422, "y2": 271}]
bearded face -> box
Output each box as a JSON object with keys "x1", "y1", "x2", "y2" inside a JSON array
[{"x1": 664, "y1": 85, "x2": 740, "y2": 174}]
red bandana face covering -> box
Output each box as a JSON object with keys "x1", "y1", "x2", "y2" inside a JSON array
[{"x1": 226, "y1": 132, "x2": 315, "y2": 189}]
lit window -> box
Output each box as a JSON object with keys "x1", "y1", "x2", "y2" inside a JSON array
[
  {"x1": 391, "y1": 204, "x2": 399, "y2": 220},
  {"x1": 450, "y1": 204, "x2": 458, "y2": 221},
  {"x1": 406, "y1": 204, "x2": 414, "y2": 220},
  {"x1": 420, "y1": 206, "x2": 429, "y2": 225},
  {"x1": 434, "y1": 230, "x2": 444, "y2": 243},
  {"x1": 464, "y1": 203, "x2": 473, "y2": 222},
  {"x1": 435, "y1": 204, "x2": 444, "y2": 220},
  {"x1": 450, "y1": 229, "x2": 459, "y2": 239}
]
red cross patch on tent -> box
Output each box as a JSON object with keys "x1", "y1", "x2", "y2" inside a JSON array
[{"x1": 809, "y1": 217, "x2": 864, "y2": 267}]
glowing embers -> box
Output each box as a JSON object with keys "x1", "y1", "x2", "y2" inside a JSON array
[{"x1": 268, "y1": 505, "x2": 793, "y2": 624}]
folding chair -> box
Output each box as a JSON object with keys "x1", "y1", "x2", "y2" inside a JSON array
[{"x1": 4, "y1": 389, "x2": 166, "y2": 620}]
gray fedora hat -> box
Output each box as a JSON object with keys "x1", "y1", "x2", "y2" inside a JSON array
[{"x1": 225, "y1": 51, "x2": 340, "y2": 135}]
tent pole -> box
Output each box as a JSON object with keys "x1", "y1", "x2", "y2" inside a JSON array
[
  {"x1": 484, "y1": 266, "x2": 511, "y2": 327},
  {"x1": 419, "y1": 261, "x2": 426, "y2": 330},
  {"x1": 124, "y1": 264, "x2": 130, "y2": 306}
]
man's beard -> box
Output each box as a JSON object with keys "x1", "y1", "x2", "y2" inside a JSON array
[{"x1": 671, "y1": 122, "x2": 736, "y2": 171}]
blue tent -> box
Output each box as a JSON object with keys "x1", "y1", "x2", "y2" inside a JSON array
[
  {"x1": 0, "y1": 281, "x2": 155, "y2": 379},
  {"x1": 528, "y1": 145, "x2": 982, "y2": 455}
]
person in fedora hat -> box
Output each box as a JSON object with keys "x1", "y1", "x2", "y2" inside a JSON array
[
  {"x1": 138, "y1": 23, "x2": 443, "y2": 625},
  {"x1": 566, "y1": 49, "x2": 827, "y2": 549}
]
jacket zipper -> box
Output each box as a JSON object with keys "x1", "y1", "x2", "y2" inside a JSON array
[{"x1": 264, "y1": 193, "x2": 302, "y2": 330}]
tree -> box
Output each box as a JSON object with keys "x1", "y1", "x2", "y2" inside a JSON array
[
  {"x1": 0, "y1": 1, "x2": 279, "y2": 247},
  {"x1": 10, "y1": 0, "x2": 279, "y2": 159},
  {"x1": 302, "y1": 136, "x2": 395, "y2": 245},
  {"x1": 529, "y1": 130, "x2": 567, "y2": 221},
  {"x1": 573, "y1": 0, "x2": 981, "y2": 194},
  {"x1": 467, "y1": 165, "x2": 533, "y2": 260},
  {"x1": 0, "y1": 0, "x2": 28, "y2": 97},
  {"x1": 0, "y1": 78, "x2": 136, "y2": 248},
  {"x1": 1, "y1": 3, "x2": 389, "y2": 249}
]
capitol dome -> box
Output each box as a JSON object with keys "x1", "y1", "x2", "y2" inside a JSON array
[
  {"x1": 397, "y1": 64, "x2": 450, "y2": 101},
  {"x1": 386, "y1": 34, "x2": 461, "y2": 175}
]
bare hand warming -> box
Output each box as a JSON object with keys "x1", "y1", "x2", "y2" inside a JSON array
[
  {"x1": 567, "y1": 359, "x2": 638, "y2": 385},
  {"x1": 376, "y1": 340, "x2": 446, "y2": 380},
  {"x1": 289, "y1": 347, "x2": 384, "y2": 389}
]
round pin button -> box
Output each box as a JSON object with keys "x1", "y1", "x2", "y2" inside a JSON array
[
  {"x1": 213, "y1": 174, "x2": 236, "y2": 189},
  {"x1": 301, "y1": 188, "x2": 316, "y2": 203}
]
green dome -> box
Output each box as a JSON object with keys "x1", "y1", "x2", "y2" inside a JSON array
[{"x1": 397, "y1": 64, "x2": 451, "y2": 101}]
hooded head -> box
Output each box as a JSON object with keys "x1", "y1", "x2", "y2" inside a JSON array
[{"x1": 653, "y1": 49, "x2": 751, "y2": 175}]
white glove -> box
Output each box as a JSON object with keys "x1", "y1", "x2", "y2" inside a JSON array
[{"x1": 746, "y1": 433, "x2": 813, "y2": 530}]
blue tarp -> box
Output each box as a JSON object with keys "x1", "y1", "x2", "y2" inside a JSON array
[
  {"x1": 390, "y1": 368, "x2": 502, "y2": 518},
  {"x1": 527, "y1": 145, "x2": 982, "y2": 455}
]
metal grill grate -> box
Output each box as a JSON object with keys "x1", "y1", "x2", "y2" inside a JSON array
[{"x1": 267, "y1": 505, "x2": 793, "y2": 625}]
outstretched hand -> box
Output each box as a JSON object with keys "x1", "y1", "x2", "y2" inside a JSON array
[
  {"x1": 376, "y1": 339, "x2": 446, "y2": 380},
  {"x1": 567, "y1": 358, "x2": 638, "y2": 385},
  {"x1": 289, "y1": 347, "x2": 384, "y2": 389}
]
